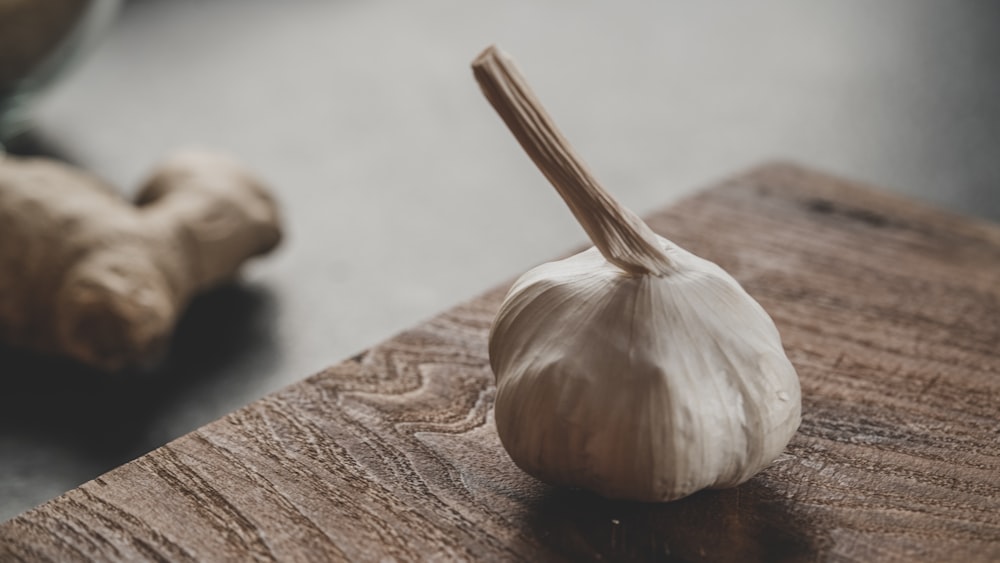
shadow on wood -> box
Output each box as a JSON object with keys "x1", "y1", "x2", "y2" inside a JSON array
[{"x1": 526, "y1": 480, "x2": 826, "y2": 563}]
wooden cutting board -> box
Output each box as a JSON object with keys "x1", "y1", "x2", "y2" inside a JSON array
[{"x1": 2, "y1": 163, "x2": 998, "y2": 562}]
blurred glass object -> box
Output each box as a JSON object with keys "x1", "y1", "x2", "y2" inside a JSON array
[{"x1": 0, "y1": 0, "x2": 120, "y2": 144}]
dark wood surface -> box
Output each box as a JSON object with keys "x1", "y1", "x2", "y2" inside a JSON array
[{"x1": 2, "y1": 163, "x2": 999, "y2": 562}]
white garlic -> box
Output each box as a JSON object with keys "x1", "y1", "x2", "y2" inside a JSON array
[
  {"x1": 473, "y1": 46, "x2": 801, "y2": 502},
  {"x1": 489, "y1": 242, "x2": 802, "y2": 501}
]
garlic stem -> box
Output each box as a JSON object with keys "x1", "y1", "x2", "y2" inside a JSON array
[{"x1": 472, "y1": 45, "x2": 673, "y2": 277}]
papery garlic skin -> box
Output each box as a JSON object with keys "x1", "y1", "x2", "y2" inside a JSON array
[
  {"x1": 489, "y1": 236, "x2": 801, "y2": 502},
  {"x1": 472, "y1": 45, "x2": 801, "y2": 502}
]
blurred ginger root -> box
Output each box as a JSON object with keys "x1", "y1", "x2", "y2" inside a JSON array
[{"x1": 0, "y1": 150, "x2": 283, "y2": 371}]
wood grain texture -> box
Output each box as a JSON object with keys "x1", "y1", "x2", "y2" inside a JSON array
[{"x1": 2, "y1": 163, "x2": 999, "y2": 562}]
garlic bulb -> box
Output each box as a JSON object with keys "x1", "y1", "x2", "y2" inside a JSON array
[{"x1": 473, "y1": 46, "x2": 801, "y2": 502}]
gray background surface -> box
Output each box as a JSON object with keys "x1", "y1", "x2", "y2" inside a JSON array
[{"x1": 2, "y1": 0, "x2": 999, "y2": 521}]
